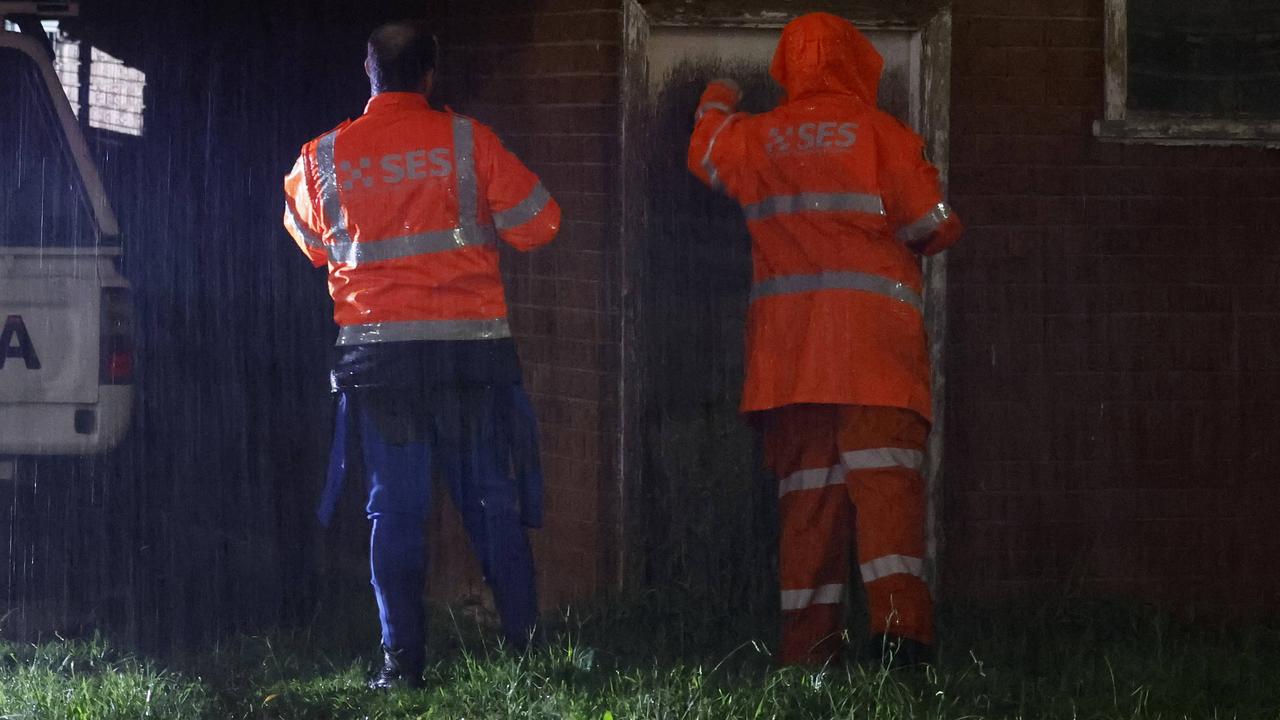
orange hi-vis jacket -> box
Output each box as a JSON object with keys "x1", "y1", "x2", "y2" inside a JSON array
[
  {"x1": 283, "y1": 92, "x2": 560, "y2": 345},
  {"x1": 687, "y1": 13, "x2": 962, "y2": 420}
]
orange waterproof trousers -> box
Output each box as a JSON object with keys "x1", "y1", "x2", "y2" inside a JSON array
[{"x1": 761, "y1": 404, "x2": 932, "y2": 665}]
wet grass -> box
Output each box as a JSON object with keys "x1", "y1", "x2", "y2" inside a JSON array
[
  {"x1": 0, "y1": 634, "x2": 213, "y2": 719},
  {"x1": 2, "y1": 598, "x2": 1278, "y2": 719}
]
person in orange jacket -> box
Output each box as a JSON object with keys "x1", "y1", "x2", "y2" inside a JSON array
[
  {"x1": 282, "y1": 20, "x2": 560, "y2": 688},
  {"x1": 688, "y1": 12, "x2": 962, "y2": 667}
]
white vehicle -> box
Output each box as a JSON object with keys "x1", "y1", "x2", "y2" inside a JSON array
[{"x1": 0, "y1": 3, "x2": 133, "y2": 479}]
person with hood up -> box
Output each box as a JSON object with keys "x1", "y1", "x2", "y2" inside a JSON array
[{"x1": 687, "y1": 12, "x2": 962, "y2": 667}]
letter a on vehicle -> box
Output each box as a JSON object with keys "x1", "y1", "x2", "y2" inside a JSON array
[{"x1": 0, "y1": 315, "x2": 41, "y2": 370}]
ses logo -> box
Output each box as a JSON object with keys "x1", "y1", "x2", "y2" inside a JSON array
[
  {"x1": 338, "y1": 148, "x2": 453, "y2": 190},
  {"x1": 0, "y1": 315, "x2": 40, "y2": 370},
  {"x1": 765, "y1": 122, "x2": 858, "y2": 156}
]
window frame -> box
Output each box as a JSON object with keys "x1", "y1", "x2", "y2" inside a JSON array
[
  {"x1": 0, "y1": 30, "x2": 119, "y2": 236},
  {"x1": 1094, "y1": 0, "x2": 1280, "y2": 148}
]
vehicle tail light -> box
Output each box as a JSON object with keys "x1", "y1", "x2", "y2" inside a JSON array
[{"x1": 99, "y1": 287, "x2": 133, "y2": 384}]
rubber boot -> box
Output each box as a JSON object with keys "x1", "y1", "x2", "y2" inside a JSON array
[{"x1": 367, "y1": 645, "x2": 426, "y2": 690}]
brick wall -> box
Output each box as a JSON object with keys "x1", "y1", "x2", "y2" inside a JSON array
[
  {"x1": 436, "y1": 0, "x2": 623, "y2": 609},
  {"x1": 945, "y1": 0, "x2": 1280, "y2": 612},
  {"x1": 428, "y1": 0, "x2": 1280, "y2": 616}
]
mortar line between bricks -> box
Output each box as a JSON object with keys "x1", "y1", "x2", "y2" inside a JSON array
[
  {"x1": 459, "y1": 41, "x2": 622, "y2": 50},
  {"x1": 464, "y1": 72, "x2": 622, "y2": 80},
  {"x1": 454, "y1": 8, "x2": 621, "y2": 19}
]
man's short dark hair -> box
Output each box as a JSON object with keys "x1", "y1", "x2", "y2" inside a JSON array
[{"x1": 367, "y1": 21, "x2": 438, "y2": 93}]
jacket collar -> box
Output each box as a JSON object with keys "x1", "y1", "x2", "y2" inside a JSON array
[{"x1": 364, "y1": 92, "x2": 430, "y2": 115}]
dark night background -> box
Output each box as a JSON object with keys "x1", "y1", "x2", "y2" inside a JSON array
[{"x1": 4, "y1": 0, "x2": 455, "y2": 653}]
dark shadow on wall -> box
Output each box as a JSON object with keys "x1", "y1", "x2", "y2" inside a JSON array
[{"x1": 637, "y1": 59, "x2": 781, "y2": 627}]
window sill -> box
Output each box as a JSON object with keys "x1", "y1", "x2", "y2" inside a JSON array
[{"x1": 1094, "y1": 116, "x2": 1280, "y2": 148}]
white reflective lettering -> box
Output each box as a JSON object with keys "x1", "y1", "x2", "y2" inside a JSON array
[
  {"x1": 381, "y1": 153, "x2": 405, "y2": 183},
  {"x1": 837, "y1": 122, "x2": 858, "y2": 147},
  {"x1": 797, "y1": 122, "x2": 816, "y2": 150},
  {"x1": 817, "y1": 121, "x2": 837, "y2": 147},
  {"x1": 429, "y1": 147, "x2": 452, "y2": 177},
  {"x1": 405, "y1": 150, "x2": 429, "y2": 180}
]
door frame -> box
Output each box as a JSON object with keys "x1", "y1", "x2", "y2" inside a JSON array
[{"x1": 616, "y1": 0, "x2": 954, "y2": 593}]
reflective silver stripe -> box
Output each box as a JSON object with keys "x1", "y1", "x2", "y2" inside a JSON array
[
  {"x1": 750, "y1": 270, "x2": 923, "y2": 312},
  {"x1": 493, "y1": 183, "x2": 551, "y2": 231},
  {"x1": 284, "y1": 202, "x2": 323, "y2": 250},
  {"x1": 314, "y1": 117, "x2": 498, "y2": 265},
  {"x1": 328, "y1": 226, "x2": 497, "y2": 266},
  {"x1": 841, "y1": 448, "x2": 924, "y2": 473},
  {"x1": 742, "y1": 192, "x2": 885, "y2": 222},
  {"x1": 315, "y1": 130, "x2": 353, "y2": 247},
  {"x1": 778, "y1": 464, "x2": 844, "y2": 498},
  {"x1": 897, "y1": 202, "x2": 952, "y2": 244},
  {"x1": 452, "y1": 114, "x2": 479, "y2": 234},
  {"x1": 701, "y1": 113, "x2": 739, "y2": 191},
  {"x1": 780, "y1": 584, "x2": 844, "y2": 611},
  {"x1": 336, "y1": 318, "x2": 512, "y2": 346},
  {"x1": 859, "y1": 554, "x2": 925, "y2": 583},
  {"x1": 695, "y1": 101, "x2": 732, "y2": 122}
]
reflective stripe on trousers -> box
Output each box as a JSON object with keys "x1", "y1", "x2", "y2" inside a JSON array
[
  {"x1": 780, "y1": 583, "x2": 844, "y2": 611},
  {"x1": 777, "y1": 447, "x2": 925, "y2": 498},
  {"x1": 767, "y1": 405, "x2": 934, "y2": 663},
  {"x1": 860, "y1": 554, "x2": 925, "y2": 583}
]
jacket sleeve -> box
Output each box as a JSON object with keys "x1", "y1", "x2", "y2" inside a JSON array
[
  {"x1": 876, "y1": 118, "x2": 963, "y2": 256},
  {"x1": 282, "y1": 150, "x2": 327, "y2": 267},
  {"x1": 687, "y1": 80, "x2": 748, "y2": 198},
  {"x1": 474, "y1": 122, "x2": 561, "y2": 252}
]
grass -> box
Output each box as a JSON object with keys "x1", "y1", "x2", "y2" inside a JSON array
[
  {"x1": 0, "y1": 634, "x2": 213, "y2": 719},
  {"x1": 1, "y1": 598, "x2": 1278, "y2": 719}
]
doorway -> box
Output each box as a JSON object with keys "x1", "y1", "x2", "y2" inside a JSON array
[{"x1": 618, "y1": 2, "x2": 954, "y2": 608}]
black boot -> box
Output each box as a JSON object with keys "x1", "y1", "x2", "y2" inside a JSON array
[
  {"x1": 367, "y1": 645, "x2": 426, "y2": 690},
  {"x1": 866, "y1": 634, "x2": 934, "y2": 669}
]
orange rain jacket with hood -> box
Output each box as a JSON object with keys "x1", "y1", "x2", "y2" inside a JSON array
[
  {"x1": 283, "y1": 92, "x2": 560, "y2": 347},
  {"x1": 688, "y1": 13, "x2": 961, "y2": 420}
]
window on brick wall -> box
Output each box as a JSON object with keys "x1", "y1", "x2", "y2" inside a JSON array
[
  {"x1": 2, "y1": 19, "x2": 147, "y2": 136},
  {"x1": 1095, "y1": 0, "x2": 1280, "y2": 146}
]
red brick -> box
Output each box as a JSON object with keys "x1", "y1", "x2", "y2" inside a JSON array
[
  {"x1": 956, "y1": 0, "x2": 1050, "y2": 17},
  {"x1": 1044, "y1": 74, "x2": 1099, "y2": 108},
  {"x1": 463, "y1": 43, "x2": 621, "y2": 77},
  {"x1": 537, "y1": 162, "x2": 614, "y2": 195},
  {"x1": 1044, "y1": 18, "x2": 1101, "y2": 48},
  {"x1": 518, "y1": 133, "x2": 615, "y2": 165},
  {"x1": 953, "y1": 46, "x2": 1010, "y2": 76},
  {"x1": 457, "y1": 0, "x2": 616, "y2": 16},
  {"x1": 469, "y1": 104, "x2": 619, "y2": 137},
  {"x1": 956, "y1": 75, "x2": 1047, "y2": 105},
  {"x1": 1045, "y1": 0, "x2": 1101, "y2": 18},
  {"x1": 956, "y1": 17, "x2": 1047, "y2": 48},
  {"x1": 950, "y1": 165, "x2": 1036, "y2": 196},
  {"x1": 1034, "y1": 166, "x2": 1084, "y2": 195},
  {"x1": 1045, "y1": 47, "x2": 1104, "y2": 78},
  {"x1": 471, "y1": 74, "x2": 619, "y2": 107},
  {"x1": 552, "y1": 191, "x2": 610, "y2": 224},
  {"x1": 452, "y1": 10, "x2": 619, "y2": 44}
]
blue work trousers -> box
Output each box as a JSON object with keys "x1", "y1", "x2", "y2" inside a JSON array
[{"x1": 358, "y1": 392, "x2": 538, "y2": 654}]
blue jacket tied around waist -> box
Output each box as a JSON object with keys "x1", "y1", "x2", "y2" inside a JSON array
[{"x1": 317, "y1": 338, "x2": 544, "y2": 529}]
